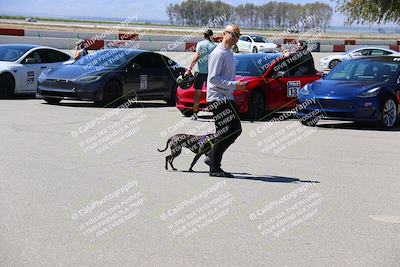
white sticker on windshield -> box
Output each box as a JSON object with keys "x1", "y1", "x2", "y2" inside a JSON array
[{"x1": 140, "y1": 75, "x2": 147, "y2": 90}]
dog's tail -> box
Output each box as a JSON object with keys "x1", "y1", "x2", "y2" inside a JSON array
[{"x1": 157, "y1": 137, "x2": 171, "y2": 152}]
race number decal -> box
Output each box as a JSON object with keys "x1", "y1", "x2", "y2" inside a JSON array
[
  {"x1": 27, "y1": 71, "x2": 34, "y2": 84},
  {"x1": 140, "y1": 75, "x2": 147, "y2": 90},
  {"x1": 287, "y1": 81, "x2": 301, "y2": 97}
]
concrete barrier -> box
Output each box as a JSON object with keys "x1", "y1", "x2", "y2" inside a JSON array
[
  {"x1": 333, "y1": 45, "x2": 345, "y2": 52},
  {"x1": 390, "y1": 45, "x2": 400, "y2": 52},
  {"x1": 1, "y1": 35, "x2": 399, "y2": 53},
  {"x1": 0, "y1": 28, "x2": 24, "y2": 36},
  {"x1": 319, "y1": 45, "x2": 334, "y2": 52},
  {"x1": 119, "y1": 33, "x2": 139, "y2": 40},
  {"x1": 345, "y1": 44, "x2": 390, "y2": 50},
  {"x1": 0, "y1": 35, "x2": 77, "y2": 49},
  {"x1": 344, "y1": 39, "x2": 356, "y2": 45},
  {"x1": 357, "y1": 39, "x2": 397, "y2": 45},
  {"x1": 25, "y1": 29, "x2": 118, "y2": 40},
  {"x1": 103, "y1": 40, "x2": 186, "y2": 51}
]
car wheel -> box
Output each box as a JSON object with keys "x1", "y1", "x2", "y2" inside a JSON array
[
  {"x1": 95, "y1": 80, "x2": 122, "y2": 107},
  {"x1": 377, "y1": 97, "x2": 398, "y2": 129},
  {"x1": 329, "y1": 59, "x2": 341, "y2": 69},
  {"x1": 166, "y1": 84, "x2": 177, "y2": 106},
  {"x1": 252, "y1": 46, "x2": 258, "y2": 53},
  {"x1": 180, "y1": 109, "x2": 193, "y2": 117},
  {"x1": 44, "y1": 98, "x2": 62, "y2": 104},
  {"x1": 233, "y1": 45, "x2": 239, "y2": 53},
  {"x1": 0, "y1": 73, "x2": 15, "y2": 98},
  {"x1": 248, "y1": 90, "x2": 265, "y2": 121},
  {"x1": 300, "y1": 116, "x2": 319, "y2": 127}
]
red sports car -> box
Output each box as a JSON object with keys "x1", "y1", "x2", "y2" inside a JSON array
[{"x1": 176, "y1": 53, "x2": 323, "y2": 120}]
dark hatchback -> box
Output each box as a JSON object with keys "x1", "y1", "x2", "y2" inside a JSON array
[{"x1": 37, "y1": 49, "x2": 184, "y2": 106}]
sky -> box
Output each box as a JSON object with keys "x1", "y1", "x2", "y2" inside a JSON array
[{"x1": 0, "y1": 0, "x2": 390, "y2": 26}]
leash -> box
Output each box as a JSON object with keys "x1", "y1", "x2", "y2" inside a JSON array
[{"x1": 197, "y1": 135, "x2": 214, "y2": 149}]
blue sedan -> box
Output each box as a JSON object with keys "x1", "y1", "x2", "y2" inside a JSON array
[{"x1": 297, "y1": 56, "x2": 400, "y2": 129}]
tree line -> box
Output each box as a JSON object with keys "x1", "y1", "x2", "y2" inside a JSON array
[{"x1": 166, "y1": 0, "x2": 333, "y2": 32}]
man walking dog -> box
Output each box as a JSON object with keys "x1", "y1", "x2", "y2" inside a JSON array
[
  {"x1": 205, "y1": 24, "x2": 247, "y2": 178},
  {"x1": 185, "y1": 29, "x2": 216, "y2": 120}
]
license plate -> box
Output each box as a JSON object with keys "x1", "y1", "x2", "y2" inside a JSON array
[{"x1": 287, "y1": 81, "x2": 301, "y2": 97}]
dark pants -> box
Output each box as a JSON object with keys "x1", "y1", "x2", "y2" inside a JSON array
[{"x1": 207, "y1": 100, "x2": 242, "y2": 172}]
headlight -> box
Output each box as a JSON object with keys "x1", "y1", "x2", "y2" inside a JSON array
[
  {"x1": 78, "y1": 75, "x2": 102, "y2": 83},
  {"x1": 358, "y1": 87, "x2": 381, "y2": 98},
  {"x1": 299, "y1": 84, "x2": 311, "y2": 96}
]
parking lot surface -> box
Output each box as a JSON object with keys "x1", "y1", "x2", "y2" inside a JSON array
[{"x1": 1, "y1": 99, "x2": 399, "y2": 266}]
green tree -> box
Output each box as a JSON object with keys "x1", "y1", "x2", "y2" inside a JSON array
[{"x1": 336, "y1": 0, "x2": 400, "y2": 24}]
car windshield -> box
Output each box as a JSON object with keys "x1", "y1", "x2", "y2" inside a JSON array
[
  {"x1": 74, "y1": 49, "x2": 132, "y2": 69},
  {"x1": 0, "y1": 46, "x2": 32, "y2": 61},
  {"x1": 251, "y1": 36, "x2": 267, "y2": 43},
  {"x1": 325, "y1": 59, "x2": 400, "y2": 82},
  {"x1": 235, "y1": 54, "x2": 281, "y2": 77}
]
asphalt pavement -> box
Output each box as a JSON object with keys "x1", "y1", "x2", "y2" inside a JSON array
[{"x1": 1, "y1": 98, "x2": 399, "y2": 266}]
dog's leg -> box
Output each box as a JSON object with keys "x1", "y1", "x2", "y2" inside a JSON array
[
  {"x1": 170, "y1": 151, "x2": 181, "y2": 171},
  {"x1": 189, "y1": 153, "x2": 202, "y2": 172},
  {"x1": 170, "y1": 158, "x2": 177, "y2": 171},
  {"x1": 165, "y1": 155, "x2": 170, "y2": 170}
]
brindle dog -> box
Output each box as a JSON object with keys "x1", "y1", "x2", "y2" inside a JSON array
[{"x1": 158, "y1": 134, "x2": 214, "y2": 172}]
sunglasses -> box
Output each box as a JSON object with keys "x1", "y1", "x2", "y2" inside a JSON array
[{"x1": 225, "y1": 31, "x2": 241, "y2": 38}]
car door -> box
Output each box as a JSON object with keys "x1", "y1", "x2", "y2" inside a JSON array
[
  {"x1": 19, "y1": 50, "x2": 46, "y2": 92},
  {"x1": 247, "y1": 36, "x2": 254, "y2": 51},
  {"x1": 239, "y1": 36, "x2": 251, "y2": 52},
  {"x1": 123, "y1": 53, "x2": 162, "y2": 98},
  {"x1": 266, "y1": 55, "x2": 319, "y2": 110},
  {"x1": 238, "y1": 36, "x2": 247, "y2": 51},
  {"x1": 243, "y1": 36, "x2": 252, "y2": 52}
]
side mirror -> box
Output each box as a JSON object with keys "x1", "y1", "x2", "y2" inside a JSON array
[
  {"x1": 273, "y1": 71, "x2": 287, "y2": 79},
  {"x1": 131, "y1": 63, "x2": 141, "y2": 70},
  {"x1": 24, "y1": 58, "x2": 39, "y2": 64}
]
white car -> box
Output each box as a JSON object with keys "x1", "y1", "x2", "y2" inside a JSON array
[
  {"x1": 320, "y1": 46, "x2": 398, "y2": 70},
  {"x1": 0, "y1": 44, "x2": 73, "y2": 97},
  {"x1": 25, "y1": 17, "x2": 37, "y2": 22},
  {"x1": 235, "y1": 35, "x2": 277, "y2": 53}
]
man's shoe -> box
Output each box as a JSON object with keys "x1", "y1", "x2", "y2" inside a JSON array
[
  {"x1": 190, "y1": 112, "x2": 198, "y2": 120},
  {"x1": 209, "y1": 171, "x2": 234, "y2": 178}
]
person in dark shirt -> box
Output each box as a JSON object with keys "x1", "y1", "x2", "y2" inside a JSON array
[{"x1": 289, "y1": 40, "x2": 316, "y2": 76}]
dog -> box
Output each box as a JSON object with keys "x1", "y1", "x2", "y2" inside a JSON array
[{"x1": 158, "y1": 134, "x2": 215, "y2": 172}]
